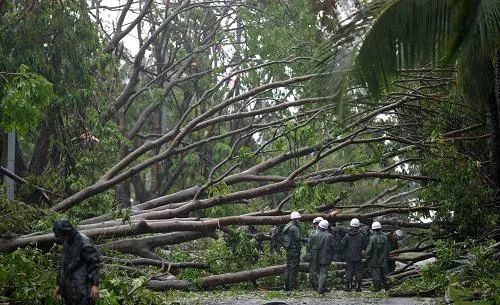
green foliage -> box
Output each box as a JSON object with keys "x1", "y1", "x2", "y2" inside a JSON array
[
  {"x1": 241, "y1": 0, "x2": 320, "y2": 61},
  {"x1": 0, "y1": 248, "x2": 57, "y2": 305},
  {"x1": 421, "y1": 139, "x2": 497, "y2": 237},
  {"x1": 195, "y1": 231, "x2": 283, "y2": 282},
  {"x1": 0, "y1": 190, "x2": 63, "y2": 234},
  {"x1": 455, "y1": 241, "x2": 500, "y2": 301},
  {"x1": 223, "y1": 229, "x2": 260, "y2": 265},
  {"x1": 0, "y1": 66, "x2": 53, "y2": 133},
  {"x1": 207, "y1": 182, "x2": 231, "y2": 198},
  {"x1": 291, "y1": 182, "x2": 342, "y2": 212},
  {"x1": 97, "y1": 273, "x2": 169, "y2": 305},
  {"x1": 419, "y1": 240, "x2": 461, "y2": 290},
  {"x1": 393, "y1": 239, "x2": 500, "y2": 301},
  {"x1": 236, "y1": 146, "x2": 253, "y2": 163},
  {"x1": 392, "y1": 240, "x2": 462, "y2": 294}
]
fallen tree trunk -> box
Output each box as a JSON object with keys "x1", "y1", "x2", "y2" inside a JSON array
[
  {"x1": 388, "y1": 269, "x2": 421, "y2": 280},
  {"x1": 80, "y1": 187, "x2": 201, "y2": 225},
  {"x1": 145, "y1": 263, "x2": 312, "y2": 291},
  {"x1": 0, "y1": 208, "x2": 434, "y2": 253},
  {"x1": 145, "y1": 260, "x2": 420, "y2": 292},
  {"x1": 146, "y1": 279, "x2": 192, "y2": 291},
  {"x1": 102, "y1": 256, "x2": 210, "y2": 274},
  {"x1": 395, "y1": 253, "x2": 435, "y2": 263},
  {"x1": 100, "y1": 230, "x2": 217, "y2": 258}
]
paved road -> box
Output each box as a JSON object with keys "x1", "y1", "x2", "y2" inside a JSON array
[
  {"x1": 195, "y1": 291, "x2": 438, "y2": 305},
  {"x1": 200, "y1": 297, "x2": 436, "y2": 305}
]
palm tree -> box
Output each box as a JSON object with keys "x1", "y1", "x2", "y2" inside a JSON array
[{"x1": 347, "y1": 0, "x2": 500, "y2": 204}]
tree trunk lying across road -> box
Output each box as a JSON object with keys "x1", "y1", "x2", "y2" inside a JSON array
[
  {"x1": 145, "y1": 263, "x2": 313, "y2": 291},
  {"x1": 144, "y1": 261, "x2": 422, "y2": 291},
  {"x1": 0, "y1": 207, "x2": 434, "y2": 253}
]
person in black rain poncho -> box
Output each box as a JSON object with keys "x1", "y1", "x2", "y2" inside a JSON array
[{"x1": 53, "y1": 220, "x2": 100, "y2": 305}]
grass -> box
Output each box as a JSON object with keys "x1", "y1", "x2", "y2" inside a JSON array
[{"x1": 447, "y1": 279, "x2": 500, "y2": 305}]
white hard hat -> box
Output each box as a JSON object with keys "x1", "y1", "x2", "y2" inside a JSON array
[
  {"x1": 350, "y1": 218, "x2": 360, "y2": 227},
  {"x1": 290, "y1": 211, "x2": 301, "y2": 219},
  {"x1": 371, "y1": 221, "x2": 382, "y2": 230},
  {"x1": 318, "y1": 219, "x2": 329, "y2": 230},
  {"x1": 395, "y1": 229, "x2": 404, "y2": 238},
  {"x1": 313, "y1": 217, "x2": 324, "y2": 224}
]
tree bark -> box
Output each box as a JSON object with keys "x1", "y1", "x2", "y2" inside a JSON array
[
  {"x1": 0, "y1": 208, "x2": 434, "y2": 253},
  {"x1": 100, "y1": 230, "x2": 217, "y2": 258},
  {"x1": 102, "y1": 256, "x2": 210, "y2": 273},
  {"x1": 145, "y1": 260, "x2": 422, "y2": 291},
  {"x1": 28, "y1": 122, "x2": 51, "y2": 175}
]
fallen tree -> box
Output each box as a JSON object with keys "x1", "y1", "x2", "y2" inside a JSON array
[
  {"x1": 144, "y1": 257, "x2": 431, "y2": 291},
  {"x1": 102, "y1": 257, "x2": 210, "y2": 274},
  {"x1": 1, "y1": 1, "x2": 497, "y2": 304},
  {"x1": 0, "y1": 207, "x2": 435, "y2": 253}
]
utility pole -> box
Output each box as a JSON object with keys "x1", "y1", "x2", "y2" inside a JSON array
[{"x1": 4, "y1": 0, "x2": 16, "y2": 199}]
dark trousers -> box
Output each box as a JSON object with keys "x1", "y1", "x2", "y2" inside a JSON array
[
  {"x1": 318, "y1": 264, "x2": 330, "y2": 293},
  {"x1": 284, "y1": 250, "x2": 300, "y2": 290},
  {"x1": 387, "y1": 259, "x2": 396, "y2": 273},
  {"x1": 309, "y1": 261, "x2": 319, "y2": 289},
  {"x1": 345, "y1": 260, "x2": 363, "y2": 284},
  {"x1": 371, "y1": 266, "x2": 387, "y2": 288}
]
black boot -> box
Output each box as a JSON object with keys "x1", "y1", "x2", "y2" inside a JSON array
[
  {"x1": 319, "y1": 287, "x2": 331, "y2": 294},
  {"x1": 344, "y1": 282, "x2": 352, "y2": 292},
  {"x1": 356, "y1": 282, "x2": 362, "y2": 292}
]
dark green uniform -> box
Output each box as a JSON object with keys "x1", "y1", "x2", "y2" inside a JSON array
[
  {"x1": 342, "y1": 227, "x2": 367, "y2": 291},
  {"x1": 283, "y1": 220, "x2": 301, "y2": 290},
  {"x1": 366, "y1": 231, "x2": 390, "y2": 290},
  {"x1": 330, "y1": 226, "x2": 347, "y2": 261},
  {"x1": 308, "y1": 229, "x2": 335, "y2": 293},
  {"x1": 306, "y1": 228, "x2": 319, "y2": 289}
]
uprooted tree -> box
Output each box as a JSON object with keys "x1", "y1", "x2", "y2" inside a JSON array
[{"x1": 1, "y1": 0, "x2": 499, "y2": 304}]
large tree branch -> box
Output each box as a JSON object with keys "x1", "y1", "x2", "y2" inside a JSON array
[
  {"x1": 52, "y1": 73, "x2": 322, "y2": 212},
  {"x1": 0, "y1": 207, "x2": 435, "y2": 253},
  {"x1": 100, "y1": 230, "x2": 216, "y2": 258}
]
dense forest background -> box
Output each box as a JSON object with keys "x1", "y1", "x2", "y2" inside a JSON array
[{"x1": 0, "y1": 0, "x2": 499, "y2": 304}]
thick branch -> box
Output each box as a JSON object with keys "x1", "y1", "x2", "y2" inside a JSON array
[{"x1": 0, "y1": 208, "x2": 435, "y2": 253}]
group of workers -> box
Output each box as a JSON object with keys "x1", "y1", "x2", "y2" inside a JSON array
[
  {"x1": 282, "y1": 211, "x2": 404, "y2": 294},
  {"x1": 50, "y1": 213, "x2": 402, "y2": 304}
]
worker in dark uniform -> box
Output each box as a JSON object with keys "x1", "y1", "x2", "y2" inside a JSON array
[
  {"x1": 309, "y1": 217, "x2": 323, "y2": 237},
  {"x1": 366, "y1": 221, "x2": 390, "y2": 291},
  {"x1": 53, "y1": 220, "x2": 100, "y2": 305},
  {"x1": 305, "y1": 217, "x2": 323, "y2": 289},
  {"x1": 342, "y1": 218, "x2": 367, "y2": 292},
  {"x1": 386, "y1": 229, "x2": 403, "y2": 273},
  {"x1": 330, "y1": 223, "x2": 347, "y2": 262},
  {"x1": 283, "y1": 211, "x2": 302, "y2": 291},
  {"x1": 308, "y1": 219, "x2": 335, "y2": 294}
]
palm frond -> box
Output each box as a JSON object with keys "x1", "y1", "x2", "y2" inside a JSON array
[
  {"x1": 457, "y1": 0, "x2": 500, "y2": 105},
  {"x1": 354, "y1": 0, "x2": 499, "y2": 96}
]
